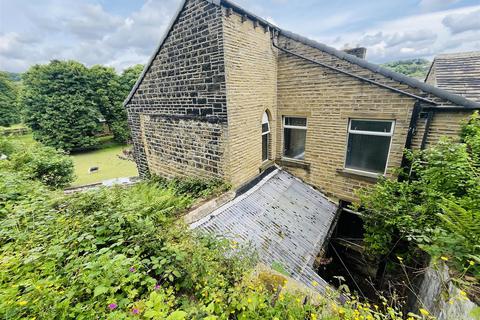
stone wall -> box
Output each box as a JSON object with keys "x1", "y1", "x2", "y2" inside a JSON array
[
  {"x1": 140, "y1": 114, "x2": 227, "y2": 178},
  {"x1": 126, "y1": 0, "x2": 227, "y2": 179},
  {"x1": 222, "y1": 9, "x2": 278, "y2": 187},
  {"x1": 126, "y1": 0, "x2": 474, "y2": 201},
  {"x1": 274, "y1": 34, "x2": 473, "y2": 202},
  {"x1": 412, "y1": 111, "x2": 473, "y2": 149},
  {"x1": 414, "y1": 262, "x2": 478, "y2": 320}
]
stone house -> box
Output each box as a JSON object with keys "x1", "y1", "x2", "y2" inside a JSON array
[
  {"x1": 124, "y1": 0, "x2": 480, "y2": 204},
  {"x1": 425, "y1": 51, "x2": 480, "y2": 103}
]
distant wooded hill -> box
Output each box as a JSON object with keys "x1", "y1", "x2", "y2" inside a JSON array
[
  {"x1": 4, "y1": 72, "x2": 21, "y2": 82},
  {"x1": 381, "y1": 58, "x2": 431, "y2": 80}
]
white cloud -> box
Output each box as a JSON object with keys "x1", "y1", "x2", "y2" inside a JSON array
[
  {"x1": 418, "y1": 0, "x2": 460, "y2": 12},
  {"x1": 442, "y1": 9, "x2": 480, "y2": 34},
  {"x1": 0, "y1": 0, "x2": 180, "y2": 72},
  {"x1": 323, "y1": 5, "x2": 480, "y2": 62}
]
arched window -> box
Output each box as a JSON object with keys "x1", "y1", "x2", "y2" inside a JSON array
[{"x1": 262, "y1": 112, "x2": 270, "y2": 162}]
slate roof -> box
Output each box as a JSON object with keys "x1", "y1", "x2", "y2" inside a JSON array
[
  {"x1": 426, "y1": 51, "x2": 480, "y2": 103},
  {"x1": 124, "y1": 0, "x2": 480, "y2": 109},
  {"x1": 191, "y1": 169, "x2": 338, "y2": 293}
]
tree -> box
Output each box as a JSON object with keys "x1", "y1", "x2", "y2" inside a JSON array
[
  {"x1": 0, "y1": 71, "x2": 20, "y2": 127},
  {"x1": 114, "y1": 64, "x2": 144, "y2": 143},
  {"x1": 87, "y1": 64, "x2": 143, "y2": 143},
  {"x1": 22, "y1": 60, "x2": 101, "y2": 151},
  {"x1": 381, "y1": 59, "x2": 431, "y2": 79}
]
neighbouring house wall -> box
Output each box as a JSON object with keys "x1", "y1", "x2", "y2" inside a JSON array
[
  {"x1": 222, "y1": 10, "x2": 278, "y2": 187},
  {"x1": 126, "y1": 0, "x2": 228, "y2": 179},
  {"x1": 275, "y1": 35, "x2": 454, "y2": 202},
  {"x1": 412, "y1": 111, "x2": 473, "y2": 149},
  {"x1": 425, "y1": 62, "x2": 437, "y2": 86}
]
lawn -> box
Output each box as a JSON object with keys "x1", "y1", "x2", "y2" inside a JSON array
[
  {"x1": 3, "y1": 133, "x2": 138, "y2": 186},
  {"x1": 70, "y1": 141, "x2": 138, "y2": 186}
]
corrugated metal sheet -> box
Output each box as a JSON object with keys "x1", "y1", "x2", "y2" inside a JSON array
[{"x1": 191, "y1": 169, "x2": 337, "y2": 293}]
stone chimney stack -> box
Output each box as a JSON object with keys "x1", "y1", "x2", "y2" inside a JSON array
[{"x1": 343, "y1": 47, "x2": 367, "y2": 59}]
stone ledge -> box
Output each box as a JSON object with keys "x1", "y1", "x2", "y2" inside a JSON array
[
  {"x1": 336, "y1": 168, "x2": 380, "y2": 182},
  {"x1": 183, "y1": 191, "x2": 236, "y2": 225},
  {"x1": 277, "y1": 158, "x2": 310, "y2": 171}
]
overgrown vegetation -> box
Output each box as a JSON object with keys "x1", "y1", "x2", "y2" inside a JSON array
[
  {"x1": 381, "y1": 59, "x2": 431, "y2": 79},
  {"x1": 0, "y1": 138, "x2": 74, "y2": 188},
  {"x1": 0, "y1": 71, "x2": 21, "y2": 127},
  {"x1": 20, "y1": 61, "x2": 142, "y2": 151},
  {"x1": 356, "y1": 112, "x2": 480, "y2": 295},
  {"x1": 0, "y1": 147, "x2": 412, "y2": 319}
]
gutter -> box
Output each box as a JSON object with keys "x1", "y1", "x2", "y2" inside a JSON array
[{"x1": 271, "y1": 36, "x2": 437, "y2": 105}]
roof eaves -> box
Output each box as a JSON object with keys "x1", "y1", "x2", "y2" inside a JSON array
[
  {"x1": 278, "y1": 30, "x2": 480, "y2": 109},
  {"x1": 124, "y1": 0, "x2": 480, "y2": 110}
]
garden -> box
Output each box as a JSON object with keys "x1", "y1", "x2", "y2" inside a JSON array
[{"x1": 0, "y1": 138, "x2": 412, "y2": 319}]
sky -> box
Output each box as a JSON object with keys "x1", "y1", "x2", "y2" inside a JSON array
[{"x1": 1, "y1": 0, "x2": 480, "y2": 73}]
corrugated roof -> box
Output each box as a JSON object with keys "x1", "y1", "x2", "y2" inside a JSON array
[
  {"x1": 191, "y1": 169, "x2": 338, "y2": 293},
  {"x1": 426, "y1": 51, "x2": 480, "y2": 103}
]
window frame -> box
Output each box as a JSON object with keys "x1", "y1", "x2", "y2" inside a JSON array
[
  {"x1": 282, "y1": 116, "x2": 308, "y2": 161},
  {"x1": 262, "y1": 113, "x2": 270, "y2": 162},
  {"x1": 343, "y1": 118, "x2": 395, "y2": 176}
]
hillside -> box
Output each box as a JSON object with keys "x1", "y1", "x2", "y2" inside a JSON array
[{"x1": 381, "y1": 58, "x2": 431, "y2": 80}]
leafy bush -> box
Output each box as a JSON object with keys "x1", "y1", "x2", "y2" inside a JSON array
[
  {"x1": 356, "y1": 112, "x2": 480, "y2": 285},
  {"x1": 0, "y1": 138, "x2": 74, "y2": 188},
  {"x1": 152, "y1": 175, "x2": 230, "y2": 199},
  {"x1": 0, "y1": 161, "x2": 408, "y2": 319},
  {"x1": 0, "y1": 71, "x2": 20, "y2": 127}
]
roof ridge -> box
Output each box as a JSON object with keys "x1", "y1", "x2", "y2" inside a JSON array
[{"x1": 124, "y1": 0, "x2": 480, "y2": 109}]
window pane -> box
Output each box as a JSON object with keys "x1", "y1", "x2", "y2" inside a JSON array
[
  {"x1": 262, "y1": 123, "x2": 269, "y2": 133},
  {"x1": 346, "y1": 134, "x2": 391, "y2": 173},
  {"x1": 350, "y1": 120, "x2": 392, "y2": 133},
  {"x1": 262, "y1": 134, "x2": 268, "y2": 161},
  {"x1": 285, "y1": 117, "x2": 307, "y2": 127},
  {"x1": 284, "y1": 128, "x2": 306, "y2": 159}
]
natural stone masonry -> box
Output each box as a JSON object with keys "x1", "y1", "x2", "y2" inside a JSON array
[
  {"x1": 222, "y1": 9, "x2": 278, "y2": 186},
  {"x1": 140, "y1": 115, "x2": 227, "y2": 178},
  {"x1": 126, "y1": 0, "x2": 227, "y2": 178},
  {"x1": 126, "y1": 0, "x2": 478, "y2": 202}
]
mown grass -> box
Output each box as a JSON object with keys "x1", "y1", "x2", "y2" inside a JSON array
[
  {"x1": 70, "y1": 137, "x2": 138, "y2": 186},
  {"x1": 3, "y1": 133, "x2": 138, "y2": 187}
]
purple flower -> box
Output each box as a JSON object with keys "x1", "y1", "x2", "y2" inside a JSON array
[
  {"x1": 108, "y1": 303, "x2": 117, "y2": 310},
  {"x1": 132, "y1": 308, "x2": 140, "y2": 314},
  {"x1": 129, "y1": 266, "x2": 136, "y2": 272},
  {"x1": 154, "y1": 284, "x2": 161, "y2": 290}
]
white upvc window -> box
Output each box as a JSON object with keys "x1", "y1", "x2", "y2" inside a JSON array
[
  {"x1": 345, "y1": 119, "x2": 395, "y2": 175},
  {"x1": 283, "y1": 116, "x2": 307, "y2": 160},
  {"x1": 262, "y1": 112, "x2": 270, "y2": 162}
]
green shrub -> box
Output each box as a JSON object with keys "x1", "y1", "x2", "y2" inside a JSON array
[
  {"x1": 0, "y1": 164, "x2": 409, "y2": 319},
  {"x1": 1, "y1": 139, "x2": 74, "y2": 188},
  {"x1": 356, "y1": 112, "x2": 480, "y2": 285},
  {"x1": 110, "y1": 120, "x2": 131, "y2": 143},
  {"x1": 152, "y1": 175, "x2": 230, "y2": 199}
]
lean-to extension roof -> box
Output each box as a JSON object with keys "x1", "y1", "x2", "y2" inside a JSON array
[
  {"x1": 191, "y1": 168, "x2": 338, "y2": 293},
  {"x1": 426, "y1": 51, "x2": 480, "y2": 103},
  {"x1": 124, "y1": 0, "x2": 480, "y2": 109}
]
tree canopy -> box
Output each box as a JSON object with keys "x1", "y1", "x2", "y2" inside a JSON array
[
  {"x1": 381, "y1": 59, "x2": 431, "y2": 79},
  {"x1": 0, "y1": 71, "x2": 21, "y2": 127},
  {"x1": 20, "y1": 61, "x2": 143, "y2": 151}
]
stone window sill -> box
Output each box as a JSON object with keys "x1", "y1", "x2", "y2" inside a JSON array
[
  {"x1": 336, "y1": 168, "x2": 381, "y2": 182},
  {"x1": 259, "y1": 160, "x2": 275, "y2": 172},
  {"x1": 277, "y1": 158, "x2": 310, "y2": 171}
]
